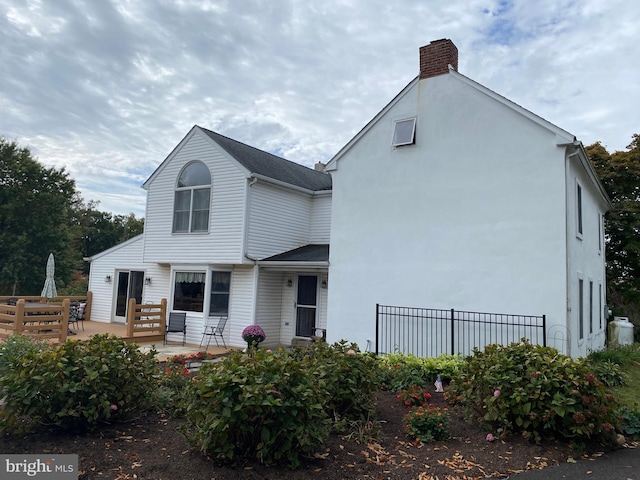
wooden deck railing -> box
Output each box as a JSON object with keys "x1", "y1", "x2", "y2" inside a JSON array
[
  {"x1": 0, "y1": 298, "x2": 70, "y2": 343},
  {"x1": 123, "y1": 298, "x2": 167, "y2": 344},
  {"x1": 0, "y1": 292, "x2": 92, "y2": 322}
]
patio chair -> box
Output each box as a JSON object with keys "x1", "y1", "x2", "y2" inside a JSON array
[
  {"x1": 68, "y1": 304, "x2": 80, "y2": 331},
  {"x1": 76, "y1": 302, "x2": 86, "y2": 330},
  {"x1": 165, "y1": 312, "x2": 187, "y2": 345},
  {"x1": 200, "y1": 316, "x2": 227, "y2": 349},
  {"x1": 68, "y1": 302, "x2": 85, "y2": 331}
]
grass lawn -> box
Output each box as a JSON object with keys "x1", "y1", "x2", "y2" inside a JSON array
[{"x1": 612, "y1": 359, "x2": 640, "y2": 408}]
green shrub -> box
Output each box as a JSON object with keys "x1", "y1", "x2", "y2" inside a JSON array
[
  {"x1": 290, "y1": 341, "x2": 380, "y2": 423},
  {"x1": 619, "y1": 406, "x2": 640, "y2": 440},
  {"x1": 587, "y1": 359, "x2": 627, "y2": 387},
  {"x1": 587, "y1": 344, "x2": 640, "y2": 367},
  {"x1": 378, "y1": 353, "x2": 463, "y2": 392},
  {"x1": 452, "y1": 340, "x2": 620, "y2": 443},
  {"x1": 0, "y1": 334, "x2": 51, "y2": 371},
  {"x1": 0, "y1": 335, "x2": 158, "y2": 433},
  {"x1": 404, "y1": 406, "x2": 449, "y2": 443},
  {"x1": 182, "y1": 349, "x2": 331, "y2": 468}
]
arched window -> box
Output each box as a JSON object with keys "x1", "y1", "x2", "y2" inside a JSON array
[{"x1": 173, "y1": 162, "x2": 211, "y2": 233}]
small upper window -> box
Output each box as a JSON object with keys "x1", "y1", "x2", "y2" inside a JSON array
[
  {"x1": 392, "y1": 118, "x2": 416, "y2": 147},
  {"x1": 173, "y1": 162, "x2": 211, "y2": 233},
  {"x1": 576, "y1": 183, "x2": 583, "y2": 237}
]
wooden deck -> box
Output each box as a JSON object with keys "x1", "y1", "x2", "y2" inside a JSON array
[{"x1": 69, "y1": 320, "x2": 231, "y2": 361}]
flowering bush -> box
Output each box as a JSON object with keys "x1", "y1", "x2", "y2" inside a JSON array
[
  {"x1": 182, "y1": 349, "x2": 330, "y2": 468},
  {"x1": 443, "y1": 386, "x2": 462, "y2": 407},
  {"x1": 167, "y1": 351, "x2": 217, "y2": 365},
  {"x1": 242, "y1": 324, "x2": 266, "y2": 348},
  {"x1": 397, "y1": 385, "x2": 432, "y2": 406},
  {"x1": 404, "y1": 405, "x2": 449, "y2": 443},
  {"x1": 289, "y1": 340, "x2": 380, "y2": 423},
  {"x1": 0, "y1": 335, "x2": 158, "y2": 433},
  {"x1": 451, "y1": 339, "x2": 620, "y2": 442}
]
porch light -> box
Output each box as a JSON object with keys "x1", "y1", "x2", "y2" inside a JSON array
[
  {"x1": 321, "y1": 279, "x2": 328, "y2": 289},
  {"x1": 145, "y1": 276, "x2": 152, "y2": 285},
  {"x1": 105, "y1": 275, "x2": 112, "y2": 283},
  {"x1": 286, "y1": 278, "x2": 293, "y2": 287}
]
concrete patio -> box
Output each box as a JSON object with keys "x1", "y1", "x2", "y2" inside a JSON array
[{"x1": 71, "y1": 319, "x2": 232, "y2": 361}]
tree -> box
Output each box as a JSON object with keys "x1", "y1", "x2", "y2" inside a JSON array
[
  {"x1": 70, "y1": 200, "x2": 144, "y2": 275},
  {"x1": 586, "y1": 134, "x2": 640, "y2": 318},
  {"x1": 0, "y1": 137, "x2": 79, "y2": 295}
]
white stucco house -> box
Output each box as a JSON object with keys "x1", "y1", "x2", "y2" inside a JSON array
[
  {"x1": 87, "y1": 126, "x2": 332, "y2": 348},
  {"x1": 325, "y1": 39, "x2": 611, "y2": 358},
  {"x1": 88, "y1": 39, "x2": 610, "y2": 357}
]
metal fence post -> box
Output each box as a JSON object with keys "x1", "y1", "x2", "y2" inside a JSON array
[
  {"x1": 375, "y1": 303, "x2": 380, "y2": 355},
  {"x1": 450, "y1": 308, "x2": 455, "y2": 355}
]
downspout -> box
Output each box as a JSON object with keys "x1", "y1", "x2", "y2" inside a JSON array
[
  {"x1": 243, "y1": 177, "x2": 259, "y2": 264},
  {"x1": 244, "y1": 177, "x2": 259, "y2": 326}
]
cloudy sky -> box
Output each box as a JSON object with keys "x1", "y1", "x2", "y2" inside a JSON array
[{"x1": 1, "y1": 0, "x2": 638, "y2": 217}]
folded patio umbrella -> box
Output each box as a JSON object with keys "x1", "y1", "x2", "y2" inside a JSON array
[{"x1": 40, "y1": 252, "x2": 57, "y2": 299}]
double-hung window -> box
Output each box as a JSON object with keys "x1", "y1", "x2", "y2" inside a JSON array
[
  {"x1": 209, "y1": 271, "x2": 231, "y2": 316},
  {"x1": 173, "y1": 161, "x2": 211, "y2": 233}
]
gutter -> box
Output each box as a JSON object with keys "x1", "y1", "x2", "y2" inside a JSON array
[{"x1": 249, "y1": 173, "x2": 331, "y2": 196}]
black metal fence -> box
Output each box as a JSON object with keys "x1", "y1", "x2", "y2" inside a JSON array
[{"x1": 375, "y1": 304, "x2": 546, "y2": 357}]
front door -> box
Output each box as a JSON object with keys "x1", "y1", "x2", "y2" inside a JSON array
[
  {"x1": 114, "y1": 270, "x2": 144, "y2": 323},
  {"x1": 295, "y1": 275, "x2": 318, "y2": 337}
]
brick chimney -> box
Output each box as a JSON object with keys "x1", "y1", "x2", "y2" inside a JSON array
[{"x1": 419, "y1": 39, "x2": 458, "y2": 79}]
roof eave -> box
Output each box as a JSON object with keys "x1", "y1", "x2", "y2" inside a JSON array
[
  {"x1": 326, "y1": 76, "x2": 419, "y2": 171},
  {"x1": 250, "y1": 173, "x2": 330, "y2": 195},
  {"x1": 256, "y1": 261, "x2": 329, "y2": 268}
]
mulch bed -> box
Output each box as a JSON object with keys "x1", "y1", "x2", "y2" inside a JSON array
[{"x1": 0, "y1": 386, "x2": 617, "y2": 479}]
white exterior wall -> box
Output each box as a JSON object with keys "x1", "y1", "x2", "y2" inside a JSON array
[
  {"x1": 88, "y1": 236, "x2": 169, "y2": 323},
  {"x1": 310, "y1": 194, "x2": 332, "y2": 243},
  {"x1": 227, "y1": 265, "x2": 257, "y2": 347},
  {"x1": 246, "y1": 182, "x2": 312, "y2": 259},
  {"x1": 255, "y1": 269, "x2": 285, "y2": 348},
  {"x1": 327, "y1": 73, "x2": 570, "y2": 352},
  {"x1": 565, "y1": 154, "x2": 608, "y2": 357},
  {"x1": 143, "y1": 129, "x2": 247, "y2": 264}
]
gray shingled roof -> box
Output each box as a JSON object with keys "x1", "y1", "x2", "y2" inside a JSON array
[
  {"x1": 199, "y1": 127, "x2": 332, "y2": 191},
  {"x1": 260, "y1": 244, "x2": 329, "y2": 263}
]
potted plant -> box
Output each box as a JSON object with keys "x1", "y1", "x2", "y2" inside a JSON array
[{"x1": 242, "y1": 325, "x2": 266, "y2": 350}]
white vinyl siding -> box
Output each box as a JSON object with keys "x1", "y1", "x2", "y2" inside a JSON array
[
  {"x1": 310, "y1": 194, "x2": 332, "y2": 243},
  {"x1": 227, "y1": 266, "x2": 257, "y2": 345},
  {"x1": 255, "y1": 270, "x2": 285, "y2": 348},
  {"x1": 247, "y1": 182, "x2": 312, "y2": 259},
  {"x1": 88, "y1": 236, "x2": 170, "y2": 324},
  {"x1": 143, "y1": 130, "x2": 246, "y2": 264}
]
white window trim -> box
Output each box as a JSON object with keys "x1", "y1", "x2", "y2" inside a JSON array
[
  {"x1": 598, "y1": 212, "x2": 603, "y2": 254},
  {"x1": 577, "y1": 273, "x2": 584, "y2": 342},
  {"x1": 576, "y1": 181, "x2": 583, "y2": 240},
  {"x1": 172, "y1": 161, "x2": 212, "y2": 234},
  {"x1": 209, "y1": 268, "x2": 232, "y2": 317},
  {"x1": 171, "y1": 266, "x2": 207, "y2": 312},
  {"x1": 588, "y1": 278, "x2": 594, "y2": 337},
  {"x1": 391, "y1": 117, "x2": 417, "y2": 147}
]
